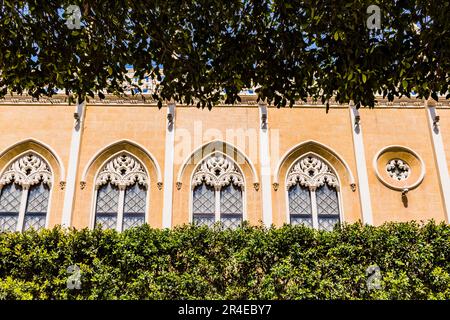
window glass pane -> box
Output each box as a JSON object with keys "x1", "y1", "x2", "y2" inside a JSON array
[
  {"x1": 24, "y1": 182, "x2": 49, "y2": 231},
  {"x1": 123, "y1": 183, "x2": 146, "y2": 230},
  {"x1": 288, "y1": 183, "x2": 313, "y2": 227},
  {"x1": 220, "y1": 215, "x2": 242, "y2": 229},
  {"x1": 220, "y1": 184, "x2": 243, "y2": 214},
  {"x1": 192, "y1": 183, "x2": 215, "y2": 227},
  {"x1": 316, "y1": 184, "x2": 340, "y2": 231},
  {"x1": 317, "y1": 216, "x2": 340, "y2": 231},
  {"x1": 192, "y1": 214, "x2": 215, "y2": 227},
  {"x1": 0, "y1": 183, "x2": 22, "y2": 232},
  {"x1": 220, "y1": 184, "x2": 243, "y2": 229},
  {"x1": 95, "y1": 182, "x2": 119, "y2": 229},
  {"x1": 316, "y1": 184, "x2": 340, "y2": 215}
]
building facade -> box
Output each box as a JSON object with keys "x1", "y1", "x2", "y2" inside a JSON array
[{"x1": 0, "y1": 93, "x2": 449, "y2": 232}]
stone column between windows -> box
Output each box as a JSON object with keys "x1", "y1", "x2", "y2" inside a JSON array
[
  {"x1": 214, "y1": 186, "x2": 221, "y2": 222},
  {"x1": 116, "y1": 185, "x2": 126, "y2": 232},
  {"x1": 16, "y1": 186, "x2": 29, "y2": 232},
  {"x1": 62, "y1": 100, "x2": 86, "y2": 227},
  {"x1": 162, "y1": 103, "x2": 176, "y2": 228},
  {"x1": 349, "y1": 104, "x2": 373, "y2": 225},
  {"x1": 258, "y1": 103, "x2": 273, "y2": 226},
  {"x1": 309, "y1": 186, "x2": 319, "y2": 229},
  {"x1": 426, "y1": 101, "x2": 450, "y2": 223}
]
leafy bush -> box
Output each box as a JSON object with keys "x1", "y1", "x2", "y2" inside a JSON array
[{"x1": 0, "y1": 221, "x2": 449, "y2": 300}]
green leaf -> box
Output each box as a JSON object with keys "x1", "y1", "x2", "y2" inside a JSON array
[
  {"x1": 402, "y1": 80, "x2": 408, "y2": 90},
  {"x1": 334, "y1": 31, "x2": 339, "y2": 41}
]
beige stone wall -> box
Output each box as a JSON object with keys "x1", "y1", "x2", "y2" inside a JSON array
[
  {"x1": 173, "y1": 106, "x2": 262, "y2": 226},
  {"x1": 438, "y1": 107, "x2": 450, "y2": 223},
  {"x1": 439, "y1": 108, "x2": 450, "y2": 187},
  {"x1": 0, "y1": 104, "x2": 73, "y2": 228},
  {"x1": 269, "y1": 107, "x2": 361, "y2": 227},
  {"x1": 73, "y1": 105, "x2": 166, "y2": 229},
  {"x1": 361, "y1": 108, "x2": 446, "y2": 225},
  {"x1": 0, "y1": 97, "x2": 449, "y2": 230}
]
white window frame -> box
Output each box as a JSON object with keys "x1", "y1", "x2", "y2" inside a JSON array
[
  {"x1": 90, "y1": 151, "x2": 150, "y2": 231},
  {"x1": 0, "y1": 151, "x2": 53, "y2": 232},
  {"x1": 189, "y1": 152, "x2": 247, "y2": 224},
  {"x1": 285, "y1": 152, "x2": 344, "y2": 229}
]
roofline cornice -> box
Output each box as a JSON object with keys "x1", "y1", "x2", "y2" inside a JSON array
[{"x1": 0, "y1": 93, "x2": 448, "y2": 108}]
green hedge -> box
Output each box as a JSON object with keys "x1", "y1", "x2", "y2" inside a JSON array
[{"x1": 0, "y1": 221, "x2": 449, "y2": 300}]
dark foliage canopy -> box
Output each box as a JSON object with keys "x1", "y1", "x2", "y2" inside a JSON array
[{"x1": 0, "y1": 1, "x2": 449, "y2": 108}]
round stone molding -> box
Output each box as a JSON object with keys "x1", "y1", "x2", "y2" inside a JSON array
[{"x1": 373, "y1": 145, "x2": 425, "y2": 191}]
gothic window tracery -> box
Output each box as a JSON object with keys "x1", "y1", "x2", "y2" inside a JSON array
[
  {"x1": 94, "y1": 153, "x2": 148, "y2": 231},
  {"x1": 287, "y1": 155, "x2": 340, "y2": 231},
  {"x1": 0, "y1": 153, "x2": 52, "y2": 232},
  {"x1": 192, "y1": 154, "x2": 244, "y2": 229}
]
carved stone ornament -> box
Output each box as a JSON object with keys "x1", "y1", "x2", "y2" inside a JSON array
[
  {"x1": 386, "y1": 159, "x2": 410, "y2": 181},
  {"x1": 0, "y1": 153, "x2": 52, "y2": 187},
  {"x1": 286, "y1": 156, "x2": 338, "y2": 190},
  {"x1": 192, "y1": 154, "x2": 244, "y2": 189},
  {"x1": 95, "y1": 153, "x2": 148, "y2": 188}
]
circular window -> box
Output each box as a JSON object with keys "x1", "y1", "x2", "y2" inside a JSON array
[{"x1": 373, "y1": 146, "x2": 425, "y2": 191}]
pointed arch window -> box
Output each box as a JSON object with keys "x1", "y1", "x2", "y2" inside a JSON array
[
  {"x1": 94, "y1": 153, "x2": 148, "y2": 231},
  {"x1": 287, "y1": 155, "x2": 340, "y2": 231},
  {"x1": 0, "y1": 153, "x2": 52, "y2": 232},
  {"x1": 192, "y1": 154, "x2": 244, "y2": 229}
]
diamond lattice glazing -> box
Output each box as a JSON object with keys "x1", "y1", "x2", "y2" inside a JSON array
[{"x1": 220, "y1": 184, "x2": 243, "y2": 214}]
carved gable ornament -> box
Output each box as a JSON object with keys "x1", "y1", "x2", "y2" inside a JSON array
[
  {"x1": 286, "y1": 155, "x2": 338, "y2": 190},
  {"x1": 96, "y1": 153, "x2": 148, "y2": 188},
  {"x1": 192, "y1": 154, "x2": 244, "y2": 189},
  {"x1": 0, "y1": 153, "x2": 52, "y2": 187}
]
